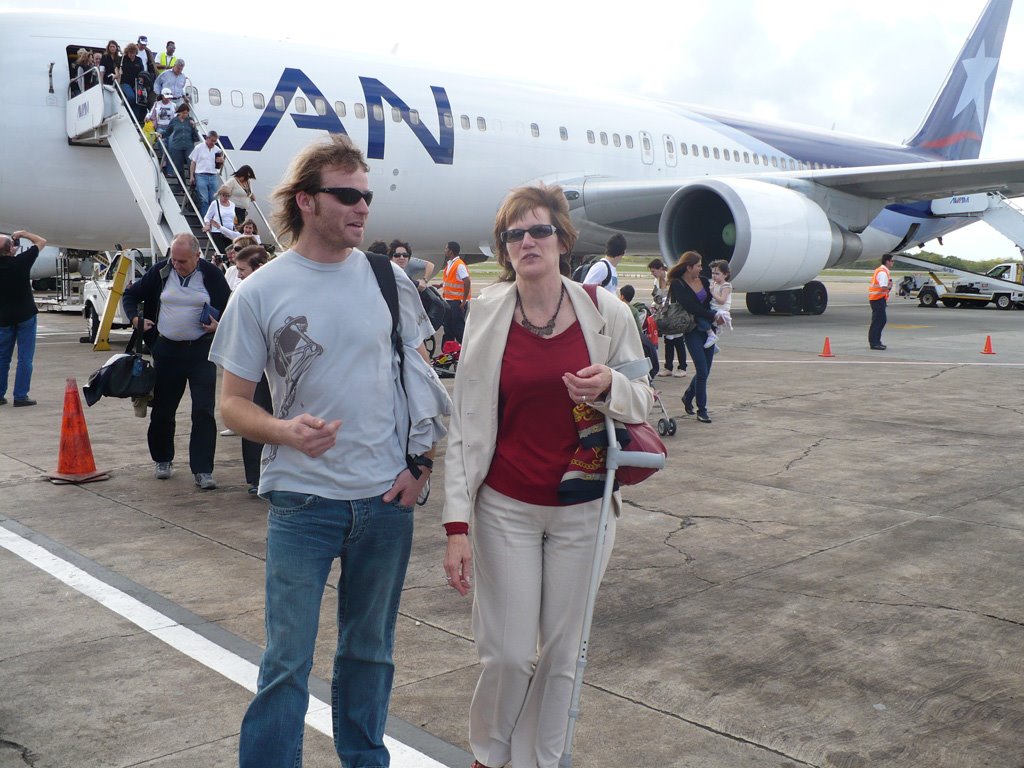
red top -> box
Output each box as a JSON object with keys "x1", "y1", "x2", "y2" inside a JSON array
[{"x1": 484, "y1": 319, "x2": 591, "y2": 506}]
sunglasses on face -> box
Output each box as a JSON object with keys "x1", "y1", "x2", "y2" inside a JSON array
[
  {"x1": 499, "y1": 224, "x2": 559, "y2": 243},
  {"x1": 393, "y1": 251, "x2": 409, "y2": 257},
  {"x1": 318, "y1": 187, "x2": 373, "y2": 206}
]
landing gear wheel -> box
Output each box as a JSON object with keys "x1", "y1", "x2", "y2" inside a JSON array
[
  {"x1": 667, "y1": 419, "x2": 677, "y2": 436},
  {"x1": 657, "y1": 418, "x2": 669, "y2": 436},
  {"x1": 746, "y1": 292, "x2": 771, "y2": 315},
  {"x1": 769, "y1": 291, "x2": 797, "y2": 315},
  {"x1": 802, "y1": 281, "x2": 828, "y2": 315}
]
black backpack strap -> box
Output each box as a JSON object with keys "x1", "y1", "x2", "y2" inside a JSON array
[
  {"x1": 367, "y1": 253, "x2": 400, "y2": 351},
  {"x1": 600, "y1": 258, "x2": 612, "y2": 287}
]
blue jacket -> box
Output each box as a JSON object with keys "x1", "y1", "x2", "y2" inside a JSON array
[{"x1": 123, "y1": 257, "x2": 230, "y2": 345}]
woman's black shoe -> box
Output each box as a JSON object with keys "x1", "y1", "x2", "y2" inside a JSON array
[
  {"x1": 696, "y1": 410, "x2": 712, "y2": 423},
  {"x1": 682, "y1": 399, "x2": 695, "y2": 416}
]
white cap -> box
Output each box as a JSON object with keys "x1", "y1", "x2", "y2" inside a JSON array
[{"x1": 161, "y1": 88, "x2": 173, "y2": 97}]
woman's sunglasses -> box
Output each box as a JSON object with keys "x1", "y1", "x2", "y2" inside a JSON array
[{"x1": 500, "y1": 224, "x2": 559, "y2": 243}]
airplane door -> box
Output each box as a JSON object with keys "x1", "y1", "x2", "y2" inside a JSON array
[
  {"x1": 639, "y1": 131, "x2": 654, "y2": 165},
  {"x1": 663, "y1": 134, "x2": 677, "y2": 167}
]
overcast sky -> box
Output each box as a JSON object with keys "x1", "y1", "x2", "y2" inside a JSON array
[{"x1": 40, "y1": 0, "x2": 1024, "y2": 262}]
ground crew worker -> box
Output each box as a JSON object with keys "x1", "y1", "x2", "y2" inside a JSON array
[
  {"x1": 441, "y1": 240, "x2": 470, "y2": 345},
  {"x1": 868, "y1": 254, "x2": 894, "y2": 350},
  {"x1": 155, "y1": 41, "x2": 177, "y2": 76}
]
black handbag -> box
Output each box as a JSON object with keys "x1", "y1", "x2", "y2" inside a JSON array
[
  {"x1": 419, "y1": 285, "x2": 448, "y2": 330},
  {"x1": 83, "y1": 328, "x2": 156, "y2": 406},
  {"x1": 654, "y1": 300, "x2": 695, "y2": 336}
]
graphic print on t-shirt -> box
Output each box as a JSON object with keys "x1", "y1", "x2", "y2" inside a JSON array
[{"x1": 267, "y1": 315, "x2": 323, "y2": 464}]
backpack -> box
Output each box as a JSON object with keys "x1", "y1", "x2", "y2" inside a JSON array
[{"x1": 572, "y1": 257, "x2": 612, "y2": 286}]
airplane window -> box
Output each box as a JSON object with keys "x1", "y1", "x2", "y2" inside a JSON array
[
  {"x1": 315, "y1": 98, "x2": 327, "y2": 116},
  {"x1": 273, "y1": 94, "x2": 285, "y2": 111},
  {"x1": 736, "y1": 151, "x2": 742, "y2": 162},
  {"x1": 753, "y1": 154, "x2": 760, "y2": 165},
  {"x1": 702, "y1": 146, "x2": 709, "y2": 158},
  {"x1": 560, "y1": 126, "x2": 569, "y2": 141},
  {"x1": 231, "y1": 90, "x2": 243, "y2": 108},
  {"x1": 408, "y1": 109, "x2": 420, "y2": 125},
  {"x1": 713, "y1": 148, "x2": 720, "y2": 160},
  {"x1": 392, "y1": 106, "x2": 402, "y2": 122},
  {"x1": 531, "y1": 123, "x2": 540, "y2": 137},
  {"x1": 186, "y1": 86, "x2": 199, "y2": 104},
  {"x1": 461, "y1": 114, "x2": 471, "y2": 130},
  {"x1": 355, "y1": 103, "x2": 366, "y2": 119},
  {"x1": 691, "y1": 144, "x2": 698, "y2": 156},
  {"x1": 253, "y1": 93, "x2": 266, "y2": 110},
  {"x1": 372, "y1": 104, "x2": 383, "y2": 121},
  {"x1": 294, "y1": 96, "x2": 307, "y2": 114},
  {"x1": 613, "y1": 134, "x2": 621, "y2": 147},
  {"x1": 600, "y1": 132, "x2": 608, "y2": 146},
  {"x1": 477, "y1": 116, "x2": 486, "y2": 131},
  {"x1": 587, "y1": 130, "x2": 596, "y2": 144},
  {"x1": 665, "y1": 138, "x2": 674, "y2": 155},
  {"x1": 625, "y1": 135, "x2": 633, "y2": 149},
  {"x1": 744, "y1": 152, "x2": 750, "y2": 163},
  {"x1": 679, "y1": 143, "x2": 687, "y2": 155},
  {"x1": 208, "y1": 88, "x2": 222, "y2": 106},
  {"x1": 443, "y1": 111, "x2": 453, "y2": 128},
  {"x1": 771, "y1": 156, "x2": 777, "y2": 168},
  {"x1": 334, "y1": 101, "x2": 346, "y2": 117},
  {"x1": 762, "y1": 154, "x2": 768, "y2": 166},
  {"x1": 642, "y1": 136, "x2": 652, "y2": 152},
  {"x1": 722, "y1": 149, "x2": 729, "y2": 161}
]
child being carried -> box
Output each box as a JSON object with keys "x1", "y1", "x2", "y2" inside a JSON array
[{"x1": 704, "y1": 259, "x2": 733, "y2": 349}]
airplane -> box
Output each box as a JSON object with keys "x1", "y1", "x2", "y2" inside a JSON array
[{"x1": 2, "y1": 0, "x2": 1023, "y2": 315}]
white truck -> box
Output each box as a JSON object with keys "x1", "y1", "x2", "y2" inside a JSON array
[
  {"x1": 81, "y1": 249, "x2": 153, "y2": 342},
  {"x1": 893, "y1": 254, "x2": 1024, "y2": 310}
]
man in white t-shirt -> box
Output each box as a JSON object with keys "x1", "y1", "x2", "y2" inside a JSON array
[
  {"x1": 583, "y1": 232, "x2": 627, "y2": 294},
  {"x1": 209, "y1": 136, "x2": 436, "y2": 768},
  {"x1": 188, "y1": 132, "x2": 222, "y2": 216}
]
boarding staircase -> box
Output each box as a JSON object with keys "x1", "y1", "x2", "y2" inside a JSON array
[
  {"x1": 64, "y1": 73, "x2": 280, "y2": 260},
  {"x1": 931, "y1": 191, "x2": 1024, "y2": 254}
]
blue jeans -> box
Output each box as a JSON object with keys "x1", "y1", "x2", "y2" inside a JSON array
[
  {"x1": 682, "y1": 328, "x2": 716, "y2": 412},
  {"x1": 194, "y1": 173, "x2": 220, "y2": 217},
  {"x1": 0, "y1": 315, "x2": 37, "y2": 401},
  {"x1": 239, "y1": 491, "x2": 415, "y2": 768}
]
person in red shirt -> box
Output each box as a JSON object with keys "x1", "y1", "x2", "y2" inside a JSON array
[{"x1": 442, "y1": 184, "x2": 653, "y2": 768}]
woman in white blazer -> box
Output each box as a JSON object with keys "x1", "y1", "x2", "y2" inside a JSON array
[{"x1": 442, "y1": 184, "x2": 653, "y2": 768}]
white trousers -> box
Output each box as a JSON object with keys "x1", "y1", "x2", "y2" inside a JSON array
[{"x1": 470, "y1": 484, "x2": 616, "y2": 768}]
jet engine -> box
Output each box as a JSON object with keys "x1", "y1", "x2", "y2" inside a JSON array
[{"x1": 657, "y1": 178, "x2": 863, "y2": 314}]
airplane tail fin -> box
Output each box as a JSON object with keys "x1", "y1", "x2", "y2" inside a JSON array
[{"x1": 905, "y1": 0, "x2": 1012, "y2": 160}]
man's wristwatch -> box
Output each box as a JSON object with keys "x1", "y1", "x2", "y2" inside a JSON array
[{"x1": 407, "y1": 454, "x2": 433, "y2": 480}]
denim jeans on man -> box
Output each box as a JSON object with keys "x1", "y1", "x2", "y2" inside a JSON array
[
  {"x1": 0, "y1": 315, "x2": 37, "y2": 401},
  {"x1": 239, "y1": 491, "x2": 414, "y2": 768},
  {"x1": 194, "y1": 173, "x2": 220, "y2": 219},
  {"x1": 682, "y1": 327, "x2": 716, "y2": 412}
]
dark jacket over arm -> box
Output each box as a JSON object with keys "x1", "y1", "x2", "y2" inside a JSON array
[
  {"x1": 123, "y1": 258, "x2": 231, "y2": 344},
  {"x1": 669, "y1": 276, "x2": 717, "y2": 324}
]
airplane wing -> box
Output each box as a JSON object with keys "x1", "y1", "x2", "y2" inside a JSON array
[{"x1": 799, "y1": 157, "x2": 1024, "y2": 201}]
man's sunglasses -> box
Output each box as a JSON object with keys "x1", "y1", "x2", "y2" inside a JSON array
[
  {"x1": 318, "y1": 187, "x2": 373, "y2": 206},
  {"x1": 499, "y1": 224, "x2": 559, "y2": 243}
]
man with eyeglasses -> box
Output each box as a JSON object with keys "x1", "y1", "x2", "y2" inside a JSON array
[
  {"x1": 441, "y1": 240, "x2": 470, "y2": 346},
  {"x1": 209, "y1": 135, "x2": 437, "y2": 768}
]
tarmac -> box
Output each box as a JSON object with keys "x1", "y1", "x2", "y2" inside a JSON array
[{"x1": 1, "y1": 277, "x2": 1023, "y2": 768}]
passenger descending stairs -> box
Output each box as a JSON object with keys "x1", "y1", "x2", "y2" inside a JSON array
[
  {"x1": 931, "y1": 192, "x2": 1024, "y2": 254},
  {"x1": 65, "y1": 81, "x2": 222, "y2": 259}
]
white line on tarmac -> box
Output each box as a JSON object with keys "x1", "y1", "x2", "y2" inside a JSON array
[
  {"x1": 0, "y1": 526, "x2": 447, "y2": 768},
  {"x1": 712, "y1": 360, "x2": 1024, "y2": 366}
]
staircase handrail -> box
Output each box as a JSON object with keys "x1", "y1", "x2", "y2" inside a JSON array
[
  {"x1": 993, "y1": 191, "x2": 1024, "y2": 215},
  {"x1": 107, "y1": 82, "x2": 224, "y2": 260},
  {"x1": 183, "y1": 85, "x2": 285, "y2": 253},
  {"x1": 66, "y1": 65, "x2": 102, "y2": 99}
]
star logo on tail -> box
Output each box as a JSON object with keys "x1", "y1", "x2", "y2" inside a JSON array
[{"x1": 953, "y1": 41, "x2": 999, "y2": 129}]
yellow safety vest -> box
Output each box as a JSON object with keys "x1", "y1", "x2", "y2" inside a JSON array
[{"x1": 156, "y1": 52, "x2": 178, "y2": 74}]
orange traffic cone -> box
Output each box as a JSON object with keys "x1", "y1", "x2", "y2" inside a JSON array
[
  {"x1": 818, "y1": 337, "x2": 835, "y2": 358},
  {"x1": 48, "y1": 378, "x2": 110, "y2": 484},
  {"x1": 981, "y1": 335, "x2": 995, "y2": 355}
]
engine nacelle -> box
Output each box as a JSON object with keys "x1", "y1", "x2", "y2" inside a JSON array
[{"x1": 657, "y1": 178, "x2": 862, "y2": 291}]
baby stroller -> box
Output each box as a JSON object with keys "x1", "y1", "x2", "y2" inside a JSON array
[
  {"x1": 432, "y1": 339, "x2": 460, "y2": 378},
  {"x1": 631, "y1": 302, "x2": 677, "y2": 437},
  {"x1": 652, "y1": 389, "x2": 676, "y2": 436}
]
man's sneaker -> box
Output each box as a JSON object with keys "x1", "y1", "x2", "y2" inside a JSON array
[
  {"x1": 657, "y1": 370, "x2": 672, "y2": 377},
  {"x1": 154, "y1": 462, "x2": 173, "y2": 480},
  {"x1": 13, "y1": 398, "x2": 36, "y2": 407},
  {"x1": 247, "y1": 483, "x2": 260, "y2": 497},
  {"x1": 220, "y1": 428, "x2": 236, "y2": 436},
  {"x1": 704, "y1": 331, "x2": 719, "y2": 349},
  {"x1": 194, "y1": 472, "x2": 217, "y2": 490},
  {"x1": 671, "y1": 369, "x2": 687, "y2": 378}
]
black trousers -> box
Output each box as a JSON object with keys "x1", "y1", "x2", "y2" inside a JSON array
[
  {"x1": 663, "y1": 335, "x2": 688, "y2": 371},
  {"x1": 868, "y1": 299, "x2": 888, "y2": 347},
  {"x1": 148, "y1": 336, "x2": 217, "y2": 474},
  {"x1": 241, "y1": 375, "x2": 272, "y2": 485},
  {"x1": 442, "y1": 299, "x2": 466, "y2": 345}
]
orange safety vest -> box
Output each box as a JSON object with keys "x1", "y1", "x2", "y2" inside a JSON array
[
  {"x1": 869, "y1": 264, "x2": 891, "y2": 302},
  {"x1": 442, "y1": 257, "x2": 468, "y2": 301}
]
